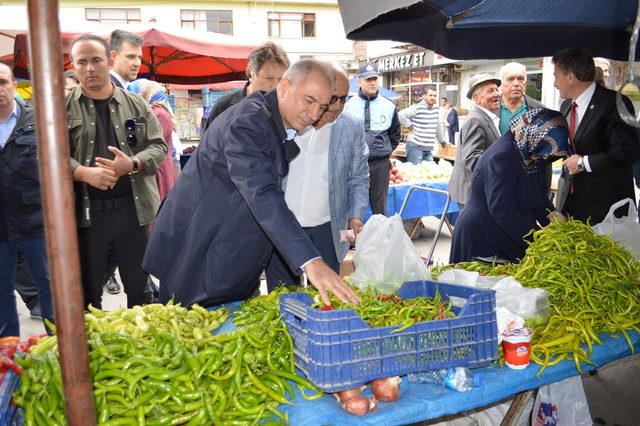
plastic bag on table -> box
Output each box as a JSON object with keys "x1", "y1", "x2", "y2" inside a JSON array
[
  {"x1": 531, "y1": 376, "x2": 592, "y2": 426},
  {"x1": 494, "y1": 286, "x2": 550, "y2": 328},
  {"x1": 350, "y1": 214, "x2": 430, "y2": 294},
  {"x1": 592, "y1": 198, "x2": 640, "y2": 259}
]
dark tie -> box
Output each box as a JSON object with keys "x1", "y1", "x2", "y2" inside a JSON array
[
  {"x1": 364, "y1": 99, "x2": 371, "y2": 132},
  {"x1": 569, "y1": 101, "x2": 578, "y2": 152},
  {"x1": 283, "y1": 138, "x2": 300, "y2": 162}
]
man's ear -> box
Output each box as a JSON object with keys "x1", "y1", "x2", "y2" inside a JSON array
[
  {"x1": 109, "y1": 50, "x2": 117, "y2": 67},
  {"x1": 277, "y1": 77, "x2": 290, "y2": 99}
]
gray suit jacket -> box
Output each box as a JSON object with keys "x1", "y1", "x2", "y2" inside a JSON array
[
  {"x1": 449, "y1": 106, "x2": 500, "y2": 205},
  {"x1": 284, "y1": 110, "x2": 370, "y2": 263}
]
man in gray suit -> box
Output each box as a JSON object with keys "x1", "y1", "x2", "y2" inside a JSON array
[
  {"x1": 266, "y1": 62, "x2": 370, "y2": 289},
  {"x1": 449, "y1": 73, "x2": 501, "y2": 210}
]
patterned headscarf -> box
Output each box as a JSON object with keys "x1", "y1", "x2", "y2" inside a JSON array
[{"x1": 509, "y1": 107, "x2": 569, "y2": 168}]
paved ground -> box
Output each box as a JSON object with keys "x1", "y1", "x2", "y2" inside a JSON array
[{"x1": 15, "y1": 215, "x2": 640, "y2": 424}]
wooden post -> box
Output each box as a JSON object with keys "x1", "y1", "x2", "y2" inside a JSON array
[{"x1": 26, "y1": 1, "x2": 96, "y2": 424}]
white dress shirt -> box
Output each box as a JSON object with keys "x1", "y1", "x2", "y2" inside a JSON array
[
  {"x1": 109, "y1": 70, "x2": 129, "y2": 90},
  {"x1": 475, "y1": 105, "x2": 500, "y2": 134},
  {"x1": 284, "y1": 122, "x2": 335, "y2": 227},
  {"x1": 572, "y1": 82, "x2": 597, "y2": 172}
]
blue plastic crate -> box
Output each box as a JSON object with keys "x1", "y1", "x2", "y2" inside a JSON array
[{"x1": 279, "y1": 280, "x2": 498, "y2": 392}]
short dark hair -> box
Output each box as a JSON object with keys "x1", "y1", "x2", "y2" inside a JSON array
[
  {"x1": 552, "y1": 48, "x2": 595, "y2": 82},
  {"x1": 0, "y1": 62, "x2": 15, "y2": 81},
  {"x1": 440, "y1": 96, "x2": 447, "y2": 101},
  {"x1": 247, "y1": 41, "x2": 289, "y2": 78},
  {"x1": 63, "y1": 70, "x2": 79, "y2": 83},
  {"x1": 109, "y1": 29, "x2": 143, "y2": 53},
  {"x1": 69, "y1": 34, "x2": 110, "y2": 62}
]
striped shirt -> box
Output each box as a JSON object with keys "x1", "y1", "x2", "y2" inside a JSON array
[{"x1": 399, "y1": 101, "x2": 442, "y2": 150}]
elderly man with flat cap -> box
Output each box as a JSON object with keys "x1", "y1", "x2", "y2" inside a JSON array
[{"x1": 449, "y1": 73, "x2": 501, "y2": 210}]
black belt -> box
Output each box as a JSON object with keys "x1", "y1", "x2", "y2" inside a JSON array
[
  {"x1": 90, "y1": 195, "x2": 133, "y2": 211},
  {"x1": 368, "y1": 156, "x2": 390, "y2": 163}
]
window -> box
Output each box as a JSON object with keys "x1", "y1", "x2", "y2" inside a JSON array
[
  {"x1": 268, "y1": 12, "x2": 315, "y2": 38},
  {"x1": 180, "y1": 10, "x2": 233, "y2": 35},
  {"x1": 85, "y1": 8, "x2": 141, "y2": 25}
]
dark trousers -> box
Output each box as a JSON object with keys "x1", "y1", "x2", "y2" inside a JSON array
[
  {"x1": 0, "y1": 238, "x2": 54, "y2": 337},
  {"x1": 369, "y1": 157, "x2": 391, "y2": 216},
  {"x1": 265, "y1": 221, "x2": 339, "y2": 291},
  {"x1": 15, "y1": 250, "x2": 39, "y2": 311},
  {"x1": 78, "y1": 197, "x2": 152, "y2": 309}
]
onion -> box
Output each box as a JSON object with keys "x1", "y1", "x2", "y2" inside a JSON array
[
  {"x1": 335, "y1": 388, "x2": 362, "y2": 403},
  {"x1": 371, "y1": 376, "x2": 402, "y2": 402},
  {"x1": 341, "y1": 396, "x2": 371, "y2": 416}
]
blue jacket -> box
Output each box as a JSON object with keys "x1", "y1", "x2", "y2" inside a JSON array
[
  {"x1": 344, "y1": 90, "x2": 400, "y2": 159},
  {"x1": 0, "y1": 104, "x2": 43, "y2": 243},
  {"x1": 143, "y1": 90, "x2": 321, "y2": 307}
]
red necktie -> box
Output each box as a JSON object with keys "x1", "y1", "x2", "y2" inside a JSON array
[{"x1": 569, "y1": 101, "x2": 578, "y2": 152}]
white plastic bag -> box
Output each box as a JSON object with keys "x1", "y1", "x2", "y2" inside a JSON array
[
  {"x1": 350, "y1": 214, "x2": 430, "y2": 293},
  {"x1": 531, "y1": 376, "x2": 592, "y2": 426},
  {"x1": 592, "y1": 198, "x2": 640, "y2": 259}
]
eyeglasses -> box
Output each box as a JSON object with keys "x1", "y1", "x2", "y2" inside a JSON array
[{"x1": 330, "y1": 95, "x2": 349, "y2": 104}]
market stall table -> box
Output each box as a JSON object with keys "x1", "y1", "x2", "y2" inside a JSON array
[
  {"x1": 1, "y1": 303, "x2": 638, "y2": 425},
  {"x1": 218, "y1": 304, "x2": 639, "y2": 425},
  {"x1": 363, "y1": 180, "x2": 459, "y2": 222}
]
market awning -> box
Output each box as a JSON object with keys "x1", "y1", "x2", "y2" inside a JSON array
[{"x1": 12, "y1": 23, "x2": 256, "y2": 84}]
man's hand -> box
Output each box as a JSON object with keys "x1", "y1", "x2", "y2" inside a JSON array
[
  {"x1": 305, "y1": 258, "x2": 360, "y2": 306},
  {"x1": 95, "y1": 146, "x2": 134, "y2": 177},
  {"x1": 562, "y1": 154, "x2": 582, "y2": 175},
  {"x1": 75, "y1": 166, "x2": 118, "y2": 190},
  {"x1": 347, "y1": 218, "x2": 363, "y2": 243},
  {"x1": 547, "y1": 210, "x2": 567, "y2": 223}
]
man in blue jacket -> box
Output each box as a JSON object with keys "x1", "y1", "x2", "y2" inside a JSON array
[
  {"x1": 143, "y1": 59, "x2": 360, "y2": 307},
  {"x1": 343, "y1": 63, "x2": 400, "y2": 215},
  {"x1": 0, "y1": 62, "x2": 54, "y2": 337}
]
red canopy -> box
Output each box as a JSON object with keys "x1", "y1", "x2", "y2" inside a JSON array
[{"x1": 13, "y1": 24, "x2": 255, "y2": 84}]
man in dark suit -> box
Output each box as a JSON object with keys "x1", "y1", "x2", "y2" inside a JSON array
[
  {"x1": 445, "y1": 102, "x2": 459, "y2": 145},
  {"x1": 449, "y1": 73, "x2": 501, "y2": 210},
  {"x1": 553, "y1": 48, "x2": 639, "y2": 224},
  {"x1": 143, "y1": 59, "x2": 360, "y2": 307},
  {"x1": 202, "y1": 41, "x2": 289, "y2": 133},
  {"x1": 108, "y1": 29, "x2": 143, "y2": 90}
]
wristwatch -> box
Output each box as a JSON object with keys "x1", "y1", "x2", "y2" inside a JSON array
[
  {"x1": 128, "y1": 156, "x2": 140, "y2": 175},
  {"x1": 576, "y1": 156, "x2": 585, "y2": 173}
]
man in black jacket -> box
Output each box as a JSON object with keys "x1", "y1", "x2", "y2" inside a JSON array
[
  {"x1": 202, "y1": 41, "x2": 289, "y2": 132},
  {"x1": 0, "y1": 62, "x2": 54, "y2": 337},
  {"x1": 554, "y1": 48, "x2": 640, "y2": 224}
]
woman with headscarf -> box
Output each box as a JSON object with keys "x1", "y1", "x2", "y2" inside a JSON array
[
  {"x1": 450, "y1": 108, "x2": 569, "y2": 263},
  {"x1": 129, "y1": 79, "x2": 177, "y2": 201}
]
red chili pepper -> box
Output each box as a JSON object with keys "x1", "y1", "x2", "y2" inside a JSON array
[
  {"x1": 320, "y1": 305, "x2": 333, "y2": 311},
  {"x1": 437, "y1": 303, "x2": 445, "y2": 320},
  {"x1": 0, "y1": 355, "x2": 23, "y2": 376}
]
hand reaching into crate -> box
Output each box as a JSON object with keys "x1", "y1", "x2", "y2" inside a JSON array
[{"x1": 305, "y1": 258, "x2": 361, "y2": 306}]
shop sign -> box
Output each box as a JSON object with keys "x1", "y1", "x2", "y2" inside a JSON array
[{"x1": 377, "y1": 51, "x2": 426, "y2": 72}]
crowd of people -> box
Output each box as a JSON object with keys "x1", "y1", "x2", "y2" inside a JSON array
[{"x1": 2, "y1": 30, "x2": 640, "y2": 339}]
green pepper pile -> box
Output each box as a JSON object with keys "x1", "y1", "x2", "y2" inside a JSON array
[
  {"x1": 13, "y1": 297, "x2": 320, "y2": 425},
  {"x1": 431, "y1": 219, "x2": 640, "y2": 375},
  {"x1": 304, "y1": 286, "x2": 456, "y2": 332}
]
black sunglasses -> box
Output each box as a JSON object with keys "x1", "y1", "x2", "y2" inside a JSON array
[
  {"x1": 330, "y1": 95, "x2": 349, "y2": 104},
  {"x1": 124, "y1": 118, "x2": 137, "y2": 147}
]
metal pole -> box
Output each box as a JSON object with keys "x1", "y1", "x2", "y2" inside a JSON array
[{"x1": 26, "y1": 1, "x2": 96, "y2": 424}]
